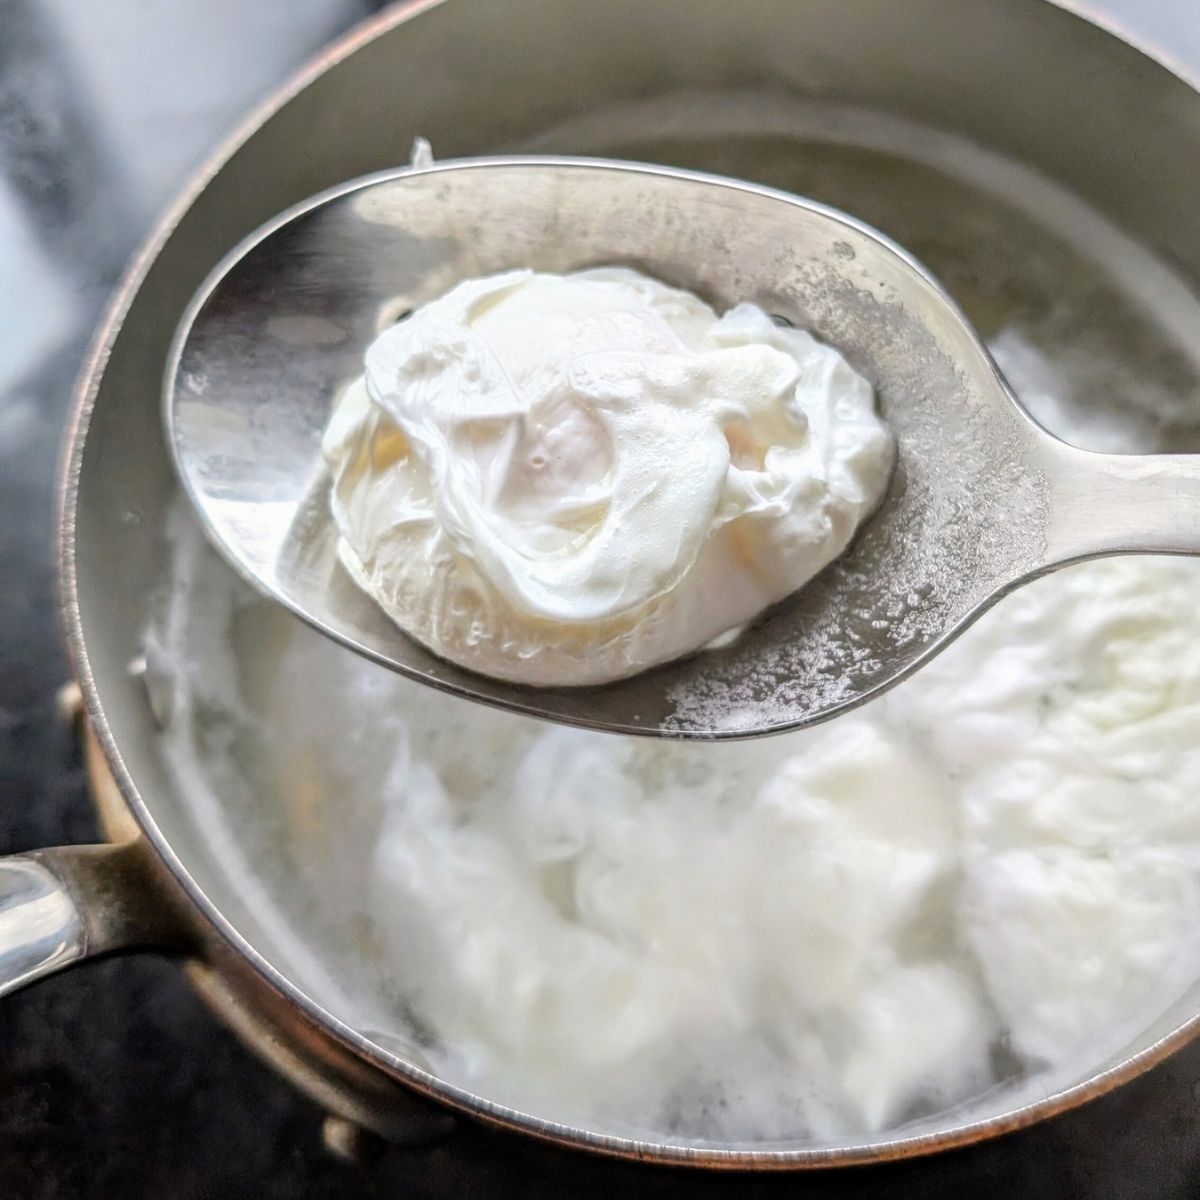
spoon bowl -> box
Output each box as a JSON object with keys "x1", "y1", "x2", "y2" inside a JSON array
[{"x1": 166, "y1": 157, "x2": 1200, "y2": 738}]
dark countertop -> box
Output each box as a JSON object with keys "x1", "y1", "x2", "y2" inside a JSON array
[{"x1": 2, "y1": 2, "x2": 1200, "y2": 1195}]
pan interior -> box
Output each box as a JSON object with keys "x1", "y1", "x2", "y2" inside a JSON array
[{"x1": 142, "y1": 91, "x2": 1200, "y2": 1150}]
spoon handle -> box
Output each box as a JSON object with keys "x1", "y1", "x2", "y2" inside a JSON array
[{"x1": 1042, "y1": 441, "x2": 1200, "y2": 564}]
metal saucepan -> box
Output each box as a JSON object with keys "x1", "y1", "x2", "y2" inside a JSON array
[{"x1": 5, "y1": 0, "x2": 1200, "y2": 1169}]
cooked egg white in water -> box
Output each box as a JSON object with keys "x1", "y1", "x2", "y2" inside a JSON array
[{"x1": 151, "y1": 328, "x2": 1200, "y2": 1143}]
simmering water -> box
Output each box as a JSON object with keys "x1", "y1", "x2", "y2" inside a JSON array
[{"x1": 148, "y1": 94, "x2": 1200, "y2": 1147}]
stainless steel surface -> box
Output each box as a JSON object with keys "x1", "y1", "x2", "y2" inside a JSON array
[
  {"x1": 41, "y1": 0, "x2": 1200, "y2": 1173},
  {"x1": 0, "y1": 843, "x2": 176, "y2": 998},
  {"x1": 0, "y1": 855, "x2": 83, "y2": 997},
  {"x1": 167, "y1": 156, "x2": 1200, "y2": 739}
]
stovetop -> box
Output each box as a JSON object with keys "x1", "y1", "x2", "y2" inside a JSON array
[{"x1": 3, "y1": 1, "x2": 1200, "y2": 1195}]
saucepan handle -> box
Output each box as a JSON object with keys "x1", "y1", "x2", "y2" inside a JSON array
[{"x1": 0, "y1": 843, "x2": 182, "y2": 998}]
